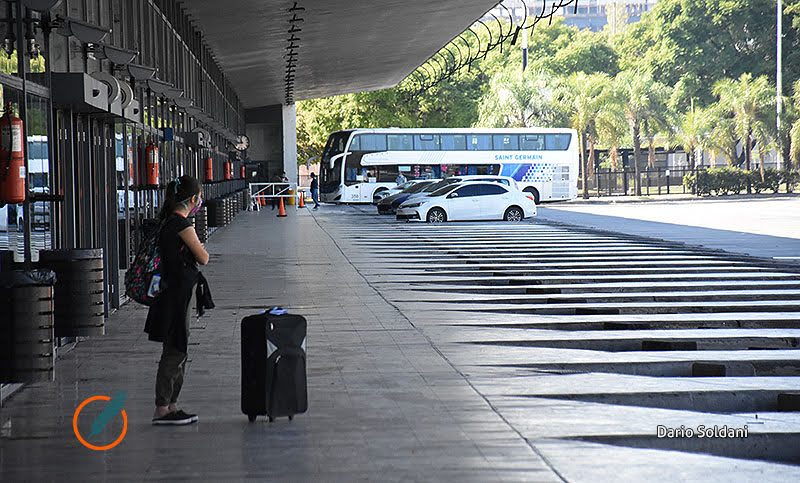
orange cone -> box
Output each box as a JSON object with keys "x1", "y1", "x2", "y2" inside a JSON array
[
  {"x1": 298, "y1": 191, "x2": 305, "y2": 208},
  {"x1": 277, "y1": 196, "x2": 287, "y2": 217}
]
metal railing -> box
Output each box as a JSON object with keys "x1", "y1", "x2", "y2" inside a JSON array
[{"x1": 578, "y1": 168, "x2": 697, "y2": 197}]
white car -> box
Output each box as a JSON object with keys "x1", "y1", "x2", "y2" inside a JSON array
[
  {"x1": 373, "y1": 179, "x2": 425, "y2": 204},
  {"x1": 401, "y1": 175, "x2": 519, "y2": 206},
  {"x1": 397, "y1": 181, "x2": 537, "y2": 223}
]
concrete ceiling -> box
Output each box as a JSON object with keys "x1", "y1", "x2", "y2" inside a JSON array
[{"x1": 181, "y1": 0, "x2": 498, "y2": 108}]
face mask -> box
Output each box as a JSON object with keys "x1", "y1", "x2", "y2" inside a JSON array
[{"x1": 188, "y1": 196, "x2": 203, "y2": 216}]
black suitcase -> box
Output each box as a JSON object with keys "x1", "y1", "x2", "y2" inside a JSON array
[{"x1": 241, "y1": 312, "x2": 308, "y2": 422}]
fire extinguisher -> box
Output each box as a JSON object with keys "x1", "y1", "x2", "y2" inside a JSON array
[
  {"x1": 0, "y1": 103, "x2": 25, "y2": 204},
  {"x1": 240, "y1": 165, "x2": 245, "y2": 179},
  {"x1": 223, "y1": 161, "x2": 231, "y2": 180},
  {"x1": 145, "y1": 142, "x2": 159, "y2": 186},
  {"x1": 205, "y1": 157, "x2": 213, "y2": 182}
]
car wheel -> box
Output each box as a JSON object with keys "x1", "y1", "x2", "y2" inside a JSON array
[
  {"x1": 373, "y1": 188, "x2": 388, "y2": 203},
  {"x1": 504, "y1": 206, "x2": 523, "y2": 222},
  {"x1": 523, "y1": 187, "x2": 540, "y2": 204},
  {"x1": 426, "y1": 208, "x2": 446, "y2": 223}
]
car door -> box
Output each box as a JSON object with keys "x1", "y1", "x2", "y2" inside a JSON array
[
  {"x1": 445, "y1": 185, "x2": 482, "y2": 221},
  {"x1": 477, "y1": 183, "x2": 512, "y2": 220}
]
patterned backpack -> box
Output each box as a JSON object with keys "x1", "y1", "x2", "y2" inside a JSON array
[{"x1": 125, "y1": 222, "x2": 164, "y2": 306}]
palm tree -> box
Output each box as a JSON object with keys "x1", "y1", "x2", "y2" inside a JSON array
[
  {"x1": 615, "y1": 71, "x2": 669, "y2": 195},
  {"x1": 705, "y1": 102, "x2": 740, "y2": 166},
  {"x1": 712, "y1": 74, "x2": 775, "y2": 174},
  {"x1": 595, "y1": 93, "x2": 627, "y2": 172},
  {"x1": 673, "y1": 102, "x2": 711, "y2": 171},
  {"x1": 791, "y1": 79, "x2": 800, "y2": 170},
  {"x1": 557, "y1": 72, "x2": 612, "y2": 199},
  {"x1": 476, "y1": 68, "x2": 556, "y2": 128}
]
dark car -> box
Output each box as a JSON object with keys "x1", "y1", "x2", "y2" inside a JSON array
[{"x1": 376, "y1": 180, "x2": 437, "y2": 214}]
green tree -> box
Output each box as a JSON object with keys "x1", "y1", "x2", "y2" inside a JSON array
[
  {"x1": 475, "y1": 68, "x2": 557, "y2": 128},
  {"x1": 617, "y1": 0, "x2": 795, "y2": 110},
  {"x1": 672, "y1": 102, "x2": 712, "y2": 170},
  {"x1": 712, "y1": 73, "x2": 776, "y2": 177},
  {"x1": 557, "y1": 72, "x2": 612, "y2": 198},
  {"x1": 615, "y1": 70, "x2": 668, "y2": 195}
]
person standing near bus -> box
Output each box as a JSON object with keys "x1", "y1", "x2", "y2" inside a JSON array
[
  {"x1": 310, "y1": 172, "x2": 320, "y2": 210},
  {"x1": 395, "y1": 172, "x2": 406, "y2": 185}
]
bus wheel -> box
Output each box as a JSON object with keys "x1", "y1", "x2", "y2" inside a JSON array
[
  {"x1": 373, "y1": 188, "x2": 388, "y2": 203},
  {"x1": 523, "y1": 187, "x2": 540, "y2": 204},
  {"x1": 504, "y1": 206, "x2": 523, "y2": 222},
  {"x1": 427, "y1": 208, "x2": 446, "y2": 223}
]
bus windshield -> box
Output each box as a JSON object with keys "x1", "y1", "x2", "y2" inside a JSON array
[{"x1": 322, "y1": 132, "x2": 351, "y2": 165}]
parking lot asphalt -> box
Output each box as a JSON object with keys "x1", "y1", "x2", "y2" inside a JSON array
[{"x1": 537, "y1": 195, "x2": 800, "y2": 261}]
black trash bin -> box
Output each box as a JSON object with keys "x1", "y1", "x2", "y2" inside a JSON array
[
  {"x1": 39, "y1": 249, "x2": 105, "y2": 337},
  {"x1": 0, "y1": 269, "x2": 56, "y2": 382}
]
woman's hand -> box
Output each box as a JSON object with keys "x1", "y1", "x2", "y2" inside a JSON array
[{"x1": 178, "y1": 226, "x2": 210, "y2": 265}]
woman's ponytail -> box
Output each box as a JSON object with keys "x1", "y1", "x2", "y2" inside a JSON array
[{"x1": 159, "y1": 175, "x2": 201, "y2": 221}]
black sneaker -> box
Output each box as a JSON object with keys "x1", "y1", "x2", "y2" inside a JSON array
[
  {"x1": 175, "y1": 410, "x2": 198, "y2": 423},
  {"x1": 152, "y1": 411, "x2": 194, "y2": 425}
]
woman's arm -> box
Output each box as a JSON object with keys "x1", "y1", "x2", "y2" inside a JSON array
[{"x1": 178, "y1": 226, "x2": 210, "y2": 265}]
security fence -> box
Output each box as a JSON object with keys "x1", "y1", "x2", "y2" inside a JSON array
[{"x1": 579, "y1": 168, "x2": 698, "y2": 197}]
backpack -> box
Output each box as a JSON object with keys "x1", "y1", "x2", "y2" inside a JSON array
[{"x1": 125, "y1": 222, "x2": 164, "y2": 306}]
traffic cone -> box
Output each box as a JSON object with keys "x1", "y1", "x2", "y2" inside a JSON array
[
  {"x1": 277, "y1": 196, "x2": 287, "y2": 217},
  {"x1": 298, "y1": 191, "x2": 305, "y2": 208}
]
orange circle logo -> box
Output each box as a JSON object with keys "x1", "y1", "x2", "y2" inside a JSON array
[{"x1": 73, "y1": 395, "x2": 128, "y2": 450}]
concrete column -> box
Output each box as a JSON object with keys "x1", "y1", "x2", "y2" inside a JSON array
[{"x1": 282, "y1": 104, "x2": 297, "y2": 184}]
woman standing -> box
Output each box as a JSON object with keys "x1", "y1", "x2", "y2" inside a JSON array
[{"x1": 145, "y1": 175, "x2": 210, "y2": 425}]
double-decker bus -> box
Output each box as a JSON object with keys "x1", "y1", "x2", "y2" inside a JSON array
[{"x1": 319, "y1": 127, "x2": 578, "y2": 204}]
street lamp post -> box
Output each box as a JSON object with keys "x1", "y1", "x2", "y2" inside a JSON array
[{"x1": 777, "y1": 0, "x2": 783, "y2": 170}]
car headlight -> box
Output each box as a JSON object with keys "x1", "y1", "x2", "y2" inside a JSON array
[{"x1": 401, "y1": 203, "x2": 421, "y2": 208}]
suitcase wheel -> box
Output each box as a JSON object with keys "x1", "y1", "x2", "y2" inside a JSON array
[
  {"x1": 269, "y1": 416, "x2": 275, "y2": 423},
  {"x1": 288, "y1": 415, "x2": 293, "y2": 421},
  {"x1": 248, "y1": 414, "x2": 257, "y2": 422}
]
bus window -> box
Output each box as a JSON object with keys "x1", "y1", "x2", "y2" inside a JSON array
[
  {"x1": 377, "y1": 165, "x2": 399, "y2": 182},
  {"x1": 352, "y1": 134, "x2": 387, "y2": 151},
  {"x1": 387, "y1": 134, "x2": 413, "y2": 151},
  {"x1": 493, "y1": 134, "x2": 518, "y2": 150},
  {"x1": 440, "y1": 134, "x2": 467, "y2": 150},
  {"x1": 520, "y1": 134, "x2": 545, "y2": 150},
  {"x1": 546, "y1": 133, "x2": 571, "y2": 150},
  {"x1": 413, "y1": 134, "x2": 440, "y2": 150},
  {"x1": 468, "y1": 134, "x2": 491, "y2": 151}
]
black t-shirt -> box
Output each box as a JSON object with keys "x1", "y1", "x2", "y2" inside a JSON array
[
  {"x1": 311, "y1": 178, "x2": 318, "y2": 190},
  {"x1": 160, "y1": 213, "x2": 198, "y2": 286}
]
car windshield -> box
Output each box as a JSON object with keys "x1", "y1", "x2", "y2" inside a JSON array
[
  {"x1": 403, "y1": 181, "x2": 432, "y2": 193},
  {"x1": 422, "y1": 178, "x2": 459, "y2": 193},
  {"x1": 395, "y1": 181, "x2": 414, "y2": 190},
  {"x1": 428, "y1": 184, "x2": 460, "y2": 197}
]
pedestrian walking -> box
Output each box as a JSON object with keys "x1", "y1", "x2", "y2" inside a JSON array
[
  {"x1": 310, "y1": 172, "x2": 320, "y2": 210},
  {"x1": 144, "y1": 175, "x2": 211, "y2": 425},
  {"x1": 395, "y1": 172, "x2": 406, "y2": 184}
]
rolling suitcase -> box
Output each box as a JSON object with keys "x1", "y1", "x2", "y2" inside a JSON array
[{"x1": 241, "y1": 311, "x2": 308, "y2": 422}]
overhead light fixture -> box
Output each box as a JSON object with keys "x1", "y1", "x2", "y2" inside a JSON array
[
  {"x1": 53, "y1": 16, "x2": 110, "y2": 44},
  {"x1": 91, "y1": 43, "x2": 138, "y2": 65},
  {"x1": 21, "y1": 0, "x2": 62, "y2": 11},
  {"x1": 165, "y1": 88, "x2": 183, "y2": 100},
  {"x1": 174, "y1": 97, "x2": 193, "y2": 109},
  {"x1": 126, "y1": 63, "x2": 157, "y2": 81},
  {"x1": 146, "y1": 78, "x2": 172, "y2": 94}
]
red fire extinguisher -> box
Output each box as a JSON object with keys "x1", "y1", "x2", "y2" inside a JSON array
[
  {"x1": 205, "y1": 157, "x2": 213, "y2": 182},
  {"x1": 223, "y1": 161, "x2": 231, "y2": 180},
  {"x1": 0, "y1": 103, "x2": 25, "y2": 204},
  {"x1": 145, "y1": 142, "x2": 159, "y2": 186},
  {"x1": 240, "y1": 165, "x2": 245, "y2": 179}
]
